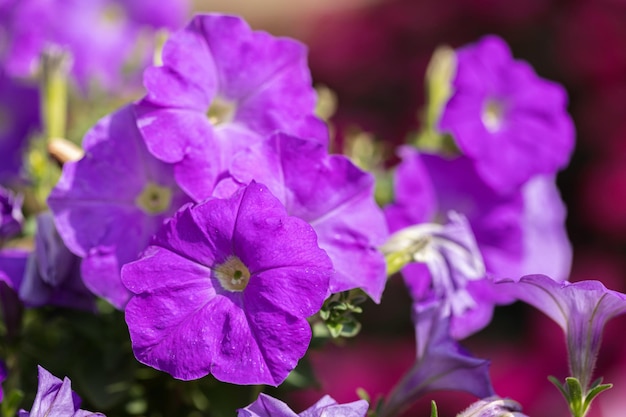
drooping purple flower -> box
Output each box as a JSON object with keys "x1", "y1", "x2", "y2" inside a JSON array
[
  {"x1": 135, "y1": 13, "x2": 327, "y2": 201},
  {"x1": 18, "y1": 365, "x2": 105, "y2": 417},
  {"x1": 0, "y1": 70, "x2": 40, "y2": 184},
  {"x1": 384, "y1": 147, "x2": 572, "y2": 337},
  {"x1": 122, "y1": 182, "x2": 332, "y2": 385},
  {"x1": 0, "y1": 186, "x2": 23, "y2": 240},
  {"x1": 239, "y1": 393, "x2": 369, "y2": 417},
  {"x1": 438, "y1": 35, "x2": 575, "y2": 192},
  {"x1": 379, "y1": 299, "x2": 494, "y2": 417},
  {"x1": 19, "y1": 212, "x2": 95, "y2": 311},
  {"x1": 0, "y1": 248, "x2": 27, "y2": 340},
  {"x1": 496, "y1": 274, "x2": 626, "y2": 390},
  {"x1": 47, "y1": 105, "x2": 191, "y2": 309},
  {"x1": 217, "y1": 133, "x2": 388, "y2": 302},
  {"x1": 1, "y1": 0, "x2": 190, "y2": 90},
  {"x1": 457, "y1": 396, "x2": 527, "y2": 417}
]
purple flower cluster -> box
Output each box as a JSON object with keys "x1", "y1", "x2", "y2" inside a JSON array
[
  {"x1": 40, "y1": 12, "x2": 387, "y2": 387},
  {"x1": 0, "y1": 0, "x2": 190, "y2": 90},
  {"x1": 239, "y1": 393, "x2": 368, "y2": 417},
  {"x1": 384, "y1": 34, "x2": 574, "y2": 339}
]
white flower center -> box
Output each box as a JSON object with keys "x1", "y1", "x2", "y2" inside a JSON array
[
  {"x1": 481, "y1": 98, "x2": 505, "y2": 132},
  {"x1": 215, "y1": 256, "x2": 250, "y2": 292},
  {"x1": 135, "y1": 182, "x2": 172, "y2": 215},
  {"x1": 207, "y1": 98, "x2": 236, "y2": 126}
]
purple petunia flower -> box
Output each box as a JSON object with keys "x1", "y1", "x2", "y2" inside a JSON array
[
  {"x1": 379, "y1": 299, "x2": 494, "y2": 417},
  {"x1": 122, "y1": 182, "x2": 332, "y2": 385},
  {"x1": 238, "y1": 393, "x2": 369, "y2": 417},
  {"x1": 217, "y1": 133, "x2": 388, "y2": 302},
  {"x1": 135, "y1": 13, "x2": 327, "y2": 201},
  {"x1": 496, "y1": 274, "x2": 626, "y2": 390},
  {"x1": 0, "y1": 248, "x2": 27, "y2": 341},
  {"x1": 1, "y1": 0, "x2": 190, "y2": 90},
  {"x1": 48, "y1": 105, "x2": 191, "y2": 309},
  {"x1": 384, "y1": 147, "x2": 572, "y2": 338},
  {"x1": 0, "y1": 70, "x2": 40, "y2": 184},
  {"x1": 438, "y1": 35, "x2": 575, "y2": 192},
  {"x1": 18, "y1": 365, "x2": 105, "y2": 417},
  {"x1": 0, "y1": 186, "x2": 23, "y2": 240},
  {"x1": 19, "y1": 212, "x2": 95, "y2": 311}
]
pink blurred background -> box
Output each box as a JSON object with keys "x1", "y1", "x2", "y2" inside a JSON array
[{"x1": 198, "y1": 1, "x2": 626, "y2": 416}]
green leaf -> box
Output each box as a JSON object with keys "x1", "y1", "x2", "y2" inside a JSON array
[
  {"x1": 1, "y1": 389, "x2": 24, "y2": 417},
  {"x1": 430, "y1": 400, "x2": 438, "y2": 417}
]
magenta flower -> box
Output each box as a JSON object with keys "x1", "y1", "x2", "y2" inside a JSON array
[
  {"x1": 18, "y1": 365, "x2": 104, "y2": 417},
  {"x1": 218, "y1": 133, "x2": 388, "y2": 302},
  {"x1": 439, "y1": 35, "x2": 575, "y2": 192},
  {"x1": 239, "y1": 393, "x2": 368, "y2": 417},
  {"x1": 122, "y1": 182, "x2": 332, "y2": 385},
  {"x1": 380, "y1": 299, "x2": 494, "y2": 417},
  {"x1": 1, "y1": 0, "x2": 189, "y2": 90},
  {"x1": 496, "y1": 274, "x2": 626, "y2": 390},
  {"x1": 48, "y1": 105, "x2": 191, "y2": 309},
  {"x1": 135, "y1": 13, "x2": 327, "y2": 201},
  {"x1": 19, "y1": 212, "x2": 95, "y2": 311}
]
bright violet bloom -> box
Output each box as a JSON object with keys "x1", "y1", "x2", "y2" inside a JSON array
[
  {"x1": 0, "y1": 71, "x2": 40, "y2": 184},
  {"x1": 439, "y1": 35, "x2": 575, "y2": 192},
  {"x1": 122, "y1": 182, "x2": 332, "y2": 385},
  {"x1": 239, "y1": 393, "x2": 368, "y2": 417},
  {"x1": 1, "y1": 0, "x2": 190, "y2": 90},
  {"x1": 380, "y1": 300, "x2": 494, "y2": 417},
  {"x1": 135, "y1": 13, "x2": 327, "y2": 201},
  {"x1": 19, "y1": 212, "x2": 95, "y2": 311},
  {"x1": 0, "y1": 186, "x2": 23, "y2": 240},
  {"x1": 48, "y1": 105, "x2": 191, "y2": 309},
  {"x1": 496, "y1": 274, "x2": 626, "y2": 390},
  {"x1": 218, "y1": 133, "x2": 388, "y2": 302},
  {"x1": 18, "y1": 365, "x2": 105, "y2": 417}
]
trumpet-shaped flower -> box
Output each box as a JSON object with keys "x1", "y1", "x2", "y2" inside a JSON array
[
  {"x1": 238, "y1": 393, "x2": 368, "y2": 417},
  {"x1": 218, "y1": 133, "x2": 388, "y2": 302},
  {"x1": 19, "y1": 212, "x2": 95, "y2": 311},
  {"x1": 439, "y1": 35, "x2": 575, "y2": 192},
  {"x1": 496, "y1": 274, "x2": 626, "y2": 390},
  {"x1": 380, "y1": 299, "x2": 494, "y2": 417},
  {"x1": 18, "y1": 365, "x2": 104, "y2": 417},
  {"x1": 48, "y1": 105, "x2": 191, "y2": 309},
  {"x1": 122, "y1": 182, "x2": 332, "y2": 385},
  {"x1": 135, "y1": 13, "x2": 327, "y2": 201}
]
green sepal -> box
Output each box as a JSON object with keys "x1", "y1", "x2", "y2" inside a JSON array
[
  {"x1": 583, "y1": 383, "x2": 612, "y2": 411},
  {"x1": 430, "y1": 400, "x2": 438, "y2": 417}
]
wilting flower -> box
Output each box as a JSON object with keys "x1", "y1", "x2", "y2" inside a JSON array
[
  {"x1": 438, "y1": 35, "x2": 575, "y2": 192},
  {"x1": 19, "y1": 212, "x2": 95, "y2": 311},
  {"x1": 18, "y1": 365, "x2": 104, "y2": 417},
  {"x1": 238, "y1": 393, "x2": 369, "y2": 417},
  {"x1": 218, "y1": 133, "x2": 388, "y2": 302},
  {"x1": 1, "y1": 0, "x2": 189, "y2": 90},
  {"x1": 457, "y1": 396, "x2": 527, "y2": 417},
  {"x1": 48, "y1": 105, "x2": 191, "y2": 309},
  {"x1": 135, "y1": 13, "x2": 327, "y2": 201},
  {"x1": 0, "y1": 186, "x2": 23, "y2": 240},
  {"x1": 379, "y1": 299, "x2": 494, "y2": 417},
  {"x1": 496, "y1": 274, "x2": 626, "y2": 390},
  {"x1": 122, "y1": 182, "x2": 332, "y2": 385},
  {"x1": 0, "y1": 71, "x2": 40, "y2": 184}
]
